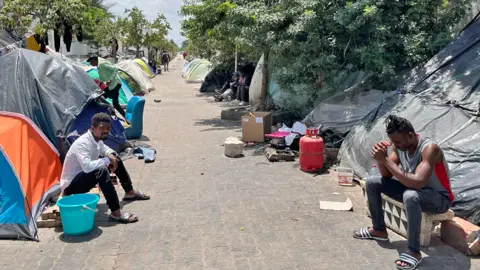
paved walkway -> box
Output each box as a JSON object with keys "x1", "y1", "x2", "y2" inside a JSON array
[{"x1": 0, "y1": 57, "x2": 478, "y2": 270}]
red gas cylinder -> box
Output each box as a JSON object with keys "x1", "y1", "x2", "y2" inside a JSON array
[{"x1": 299, "y1": 128, "x2": 324, "y2": 172}]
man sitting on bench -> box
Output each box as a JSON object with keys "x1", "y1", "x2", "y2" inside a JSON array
[{"x1": 353, "y1": 115, "x2": 454, "y2": 270}]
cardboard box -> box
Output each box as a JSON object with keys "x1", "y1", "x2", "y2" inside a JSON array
[{"x1": 241, "y1": 112, "x2": 272, "y2": 142}]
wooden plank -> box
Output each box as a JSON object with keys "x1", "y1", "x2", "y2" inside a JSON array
[
  {"x1": 41, "y1": 205, "x2": 60, "y2": 220},
  {"x1": 37, "y1": 218, "x2": 62, "y2": 228}
]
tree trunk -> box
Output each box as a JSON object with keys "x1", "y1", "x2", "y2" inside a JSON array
[
  {"x1": 111, "y1": 39, "x2": 118, "y2": 61},
  {"x1": 136, "y1": 45, "x2": 141, "y2": 57},
  {"x1": 258, "y1": 51, "x2": 269, "y2": 111}
]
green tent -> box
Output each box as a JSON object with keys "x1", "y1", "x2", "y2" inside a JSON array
[
  {"x1": 119, "y1": 71, "x2": 143, "y2": 95},
  {"x1": 185, "y1": 60, "x2": 212, "y2": 83}
]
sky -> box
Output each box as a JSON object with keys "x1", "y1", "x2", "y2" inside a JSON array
[{"x1": 106, "y1": 0, "x2": 185, "y2": 47}]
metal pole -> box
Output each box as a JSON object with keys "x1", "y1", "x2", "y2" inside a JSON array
[{"x1": 235, "y1": 45, "x2": 238, "y2": 72}]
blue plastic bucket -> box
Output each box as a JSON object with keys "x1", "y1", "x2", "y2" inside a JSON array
[{"x1": 56, "y1": 193, "x2": 100, "y2": 236}]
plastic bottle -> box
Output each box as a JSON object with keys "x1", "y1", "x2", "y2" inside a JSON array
[{"x1": 367, "y1": 164, "x2": 379, "y2": 178}]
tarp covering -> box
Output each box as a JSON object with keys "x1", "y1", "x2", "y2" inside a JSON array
[
  {"x1": 0, "y1": 112, "x2": 62, "y2": 240},
  {"x1": 67, "y1": 101, "x2": 127, "y2": 152},
  {"x1": 0, "y1": 49, "x2": 102, "y2": 154},
  {"x1": 0, "y1": 30, "x2": 22, "y2": 49},
  {"x1": 303, "y1": 89, "x2": 397, "y2": 136},
  {"x1": 339, "y1": 20, "x2": 480, "y2": 224},
  {"x1": 117, "y1": 60, "x2": 154, "y2": 93}
]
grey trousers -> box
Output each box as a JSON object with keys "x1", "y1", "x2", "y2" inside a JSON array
[{"x1": 366, "y1": 176, "x2": 451, "y2": 252}]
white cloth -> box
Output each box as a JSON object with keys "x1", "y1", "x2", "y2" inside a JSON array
[{"x1": 60, "y1": 130, "x2": 116, "y2": 191}]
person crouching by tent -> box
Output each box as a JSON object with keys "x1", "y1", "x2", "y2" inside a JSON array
[
  {"x1": 60, "y1": 113, "x2": 150, "y2": 223},
  {"x1": 214, "y1": 72, "x2": 239, "y2": 102},
  {"x1": 87, "y1": 56, "x2": 127, "y2": 120}
]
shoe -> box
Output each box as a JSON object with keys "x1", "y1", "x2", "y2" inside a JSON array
[
  {"x1": 239, "y1": 101, "x2": 249, "y2": 106},
  {"x1": 230, "y1": 100, "x2": 240, "y2": 105}
]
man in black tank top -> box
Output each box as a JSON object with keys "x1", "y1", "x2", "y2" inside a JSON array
[{"x1": 353, "y1": 115, "x2": 452, "y2": 270}]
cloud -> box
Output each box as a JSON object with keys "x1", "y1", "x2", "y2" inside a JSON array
[{"x1": 105, "y1": 0, "x2": 185, "y2": 46}]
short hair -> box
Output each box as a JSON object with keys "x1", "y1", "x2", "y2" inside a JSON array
[
  {"x1": 91, "y1": 113, "x2": 111, "y2": 127},
  {"x1": 384, "y1": 115, "x2": 415, "y2": 135},
  {"x1": 87, "y1": 55, "x2": 98, "y2": 63}
]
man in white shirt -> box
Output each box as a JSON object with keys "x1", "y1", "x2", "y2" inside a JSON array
[{"x1": 60, "y1": 113, "x2": 150, "y2": 223}]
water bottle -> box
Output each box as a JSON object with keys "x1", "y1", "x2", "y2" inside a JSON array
[{"x1": 367, "y1": 164, "x2": 379, "y2": 179}]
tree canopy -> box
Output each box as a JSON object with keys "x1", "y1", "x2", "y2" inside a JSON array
[{"x1": 181, "y1": 0, "x2": 470, "y2": 110}]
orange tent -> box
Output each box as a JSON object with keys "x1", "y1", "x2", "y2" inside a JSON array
[{"x1": 0, "y1": 112, "x2": 62, "y2": 240}]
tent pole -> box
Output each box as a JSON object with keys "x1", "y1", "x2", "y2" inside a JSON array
[{"x1": 235, "y1": 45, "x2": 238, "y2": 72}]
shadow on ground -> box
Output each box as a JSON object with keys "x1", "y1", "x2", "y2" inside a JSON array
[
  {"x1": 378, "y1": 240, "x2": 473, "y2": 269},
  {"x1": 195, "y1": 118, "x2": 242, "y2": 132},
  {"x1": 56, "y1": 204, "x2": 120, "y2": 243}
]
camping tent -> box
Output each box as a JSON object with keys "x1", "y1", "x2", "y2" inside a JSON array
[
  {"x1": 185, "y1": 60, "x2": 212, "y2": 83},
  {"x1": 133, "y1": 58, "x2": 155, "y2": 78},
  {"x1": 339, "y1": 20, "x2": 480, "y2": 224},
  {"x1": 0, "y1": 49, "x2": 102, "y2": 154},
  {"x1": 67, "y1": 101, "x2": 127, "y2": 152},
  {"x1": 182, "y1": 61, "x2": 190, "y2": 77},
  {"x1": 183, "y1": 59, "x2": 203, "y2": 78},
  {"x1": 0, "y1": 112, "x2": 62, "y2": 240},
  {"x1": 140, "y1": 57, "x2": 156, "y2": 75},
  {"x1": 116, "y1": 60, "x2": 155, "y2": 93},
  {"x1": 249, "y1": 54, "x2": 311, "y2": 114},
  {"x1": 86, "y1": 68, "x2": 134, "y2": 106}
]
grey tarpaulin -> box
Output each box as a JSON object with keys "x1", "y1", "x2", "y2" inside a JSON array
[
  {"x1": 0, "y1": 49, "x2": 102, "y2": 154},
  {"x1": 303, "y1": 89, "x2": 397, "y2": 136},
  {"x1": 339, "y1": 20, "x2": 480, "y2": 224}
]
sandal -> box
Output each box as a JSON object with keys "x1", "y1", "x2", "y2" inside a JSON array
[
  {"x1": 395, "y1": 253, "x2": 422, "y2": 270},
  {"x1": 123, "y1": 191, "x2": 150, "y2": 201},
  {"x1": 353, "y1": 227, "x2": 389, "y2": 241},
  {"x1": 109, "y1": 212, "x2": 138, "y2": 224}
]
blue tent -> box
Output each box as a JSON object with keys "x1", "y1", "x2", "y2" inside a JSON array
[{"x1": 66, "y1": 102, "x2": 127, "y2": 152}]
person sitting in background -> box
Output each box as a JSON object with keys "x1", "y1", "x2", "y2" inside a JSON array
[
  {"x1": 214, "y1": 72, "x2": 239, "y2": 102},
  {"x1": 87, "y1": 56, "x2": 127, "y2": 120},
  {"x1": 353, "y1": 115, "x2": 454, "y2": 270},
  {"x1": 231, "y1": 71, "x2": 251, "y2": 106},
  {"x1": 60, "y1": 113, "x2": 150, "y2": 223}
]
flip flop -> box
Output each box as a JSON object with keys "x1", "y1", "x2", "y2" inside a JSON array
[
  {"x1": 395, "y1": 253, "x2": 422, "y2": 270},
  {"x1": 123, "y1": 191, "x2": 150, "y2": 201},
  {"x1": 109, "y1": 212, "x2": 138, "y2": 224},
  {"x1": 353, "y1": 227, "x2": 389, "y2": 241}
]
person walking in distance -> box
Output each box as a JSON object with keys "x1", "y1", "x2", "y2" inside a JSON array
[{"x1": 162, "y1": 51, "x2": 170, "y2": 72}]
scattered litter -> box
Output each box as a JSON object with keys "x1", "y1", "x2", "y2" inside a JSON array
[
  {"x1": 201, "y1": 173, "x2": 204, "y2": 175},
  {"x1": 154, "y1": 99, "x2": 162, "y2": 103},
  {"x1": 240, "y1": 227, "x2": 245, "y2": 231},
  {"x1": 332, "y1": 192, "x2": 340, "y2": 195},
  {"x1": 319, "y1": 193, "x2": 353, "y2": 211},
  {"x1": 291, "y1": 217, "x2": 300, "y2": 222},
  {"x1": 337, "y1": 167, "x2": 355, "y2": 186},
  {"x1": 264, "y1": 147, "x2": 295, "y2": 162}
]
